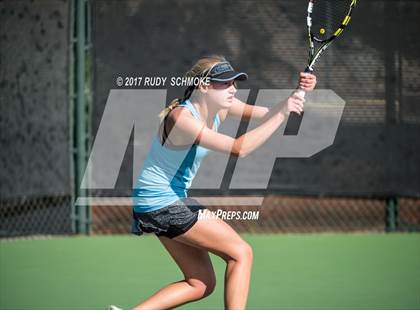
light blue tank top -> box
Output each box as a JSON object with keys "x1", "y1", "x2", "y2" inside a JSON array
[{"x1": 132, "y1": 100, "x2": 221, "y2": 213}]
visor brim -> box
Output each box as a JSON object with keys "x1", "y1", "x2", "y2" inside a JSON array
[{"x1": 210, "y1": 72, "x2": 248, "y2": 82}]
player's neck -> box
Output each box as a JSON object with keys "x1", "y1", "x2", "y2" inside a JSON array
[{"x1": 191, "y1": 99, "x2": 218, "y2": 127}]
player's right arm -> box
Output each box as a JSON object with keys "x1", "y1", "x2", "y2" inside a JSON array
[{"x1": 167, "y1": 94, "x2": 304, "y2": 158}]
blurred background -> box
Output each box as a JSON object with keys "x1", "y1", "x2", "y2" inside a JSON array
[
  {"x1": 1, "y1": 1, "x2": 420, "y2": 310},
  {"x1": 1, "y1": 0, "x2": 419, "y2": 236}
]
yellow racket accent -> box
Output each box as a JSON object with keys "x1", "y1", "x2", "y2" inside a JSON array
[
  {"x1": 343, "y1": 15, "x2": 351, "y2": 25},
  {"x1": 334, "y1": 27, "x2": 344, "y2": 36}
]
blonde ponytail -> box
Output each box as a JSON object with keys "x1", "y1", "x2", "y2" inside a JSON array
[{"x1": 158, "y1": 98, "x2": 181, "y2": 123}]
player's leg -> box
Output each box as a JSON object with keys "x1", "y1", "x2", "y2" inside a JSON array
[
  {"x1": 174, "y1": 210, "x2": 253, "y2": 310},
  {"x1": 131, "y1": 236, "x2": 216, "y2": 310}
]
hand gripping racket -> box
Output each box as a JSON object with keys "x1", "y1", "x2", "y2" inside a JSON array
[{"x1": 285, "y1": 0, "x2": 358, "y2": 135}]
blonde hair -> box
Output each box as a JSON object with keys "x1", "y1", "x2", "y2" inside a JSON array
[{"x1": 158, "y1": 55, "x2": 226, "y2": 122}]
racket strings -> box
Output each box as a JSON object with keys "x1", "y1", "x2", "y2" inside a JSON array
[{"x1": 311, "y1": 1, "x2": 351, "y2": 39}]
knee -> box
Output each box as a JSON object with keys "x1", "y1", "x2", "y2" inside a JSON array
[
  {"x1": 187, "y1": 276, "x2": 216, "y2": 299},
  {"x1": 230, "y1": 242, "x2": 253, "y2": 265}
]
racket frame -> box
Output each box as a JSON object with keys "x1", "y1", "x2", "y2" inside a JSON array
[
  {"x1": 306, "y1": 0, "x2": 357, "y2": 72},
  {"x1": 286, "y1": 0, "x2": 358, "y2": 134}
]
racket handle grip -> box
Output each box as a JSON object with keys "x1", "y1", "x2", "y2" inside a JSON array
[
  {"x1": 295, "y1": 88, "x2": 306, "y2": 99},
  {"x1": 285, "y1": 88, "x2": 305, "y2": 134},
  {"x1": 284, "y1": 87, "x2": 306, "y2": 135},
  {"x1": 284, "y1": 67, "x2": 312, "y2": 135}
]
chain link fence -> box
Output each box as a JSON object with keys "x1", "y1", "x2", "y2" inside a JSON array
[
  {"x1": 1, "y1": 0, "x2": 419, "y2": 237},
  {"x1": 0, "y1": 195, "x2": 72, "y2": 238},
  {"x1": 90, "y1": 196, "x2": 420, "y2": 235},
  {"x1": 0, "y1": 0, "x2": 73, "y2": 238},
  {"x1": 88, "y1": 0, "x2": 419, "y2": 235}
]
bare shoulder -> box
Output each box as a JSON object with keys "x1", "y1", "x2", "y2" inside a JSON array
[
  {"x1": 166, "y1": 106, "x2": 196, "y2": 131},
  {"x1": 168, "y1": 105, "x2": 227, "y2": 124},
  {"x1": 164, "y1": 106, "x2": 202, "y2": 146},
  {"x1": 169, "y1": 106, "x2": 194, "y2": 121}
]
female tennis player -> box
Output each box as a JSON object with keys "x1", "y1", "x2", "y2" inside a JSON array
[{"x1": 107, "y1": 55, "x2": 316, "y2": 310}]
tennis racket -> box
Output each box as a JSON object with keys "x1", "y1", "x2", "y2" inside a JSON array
[{"x1": 285, "y1": 0, "x2": 358, "y2": 135}]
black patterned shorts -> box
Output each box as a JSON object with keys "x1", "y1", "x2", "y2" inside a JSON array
[{"x1": 132, "y1": 198, "x2": 206, "y2": 239}]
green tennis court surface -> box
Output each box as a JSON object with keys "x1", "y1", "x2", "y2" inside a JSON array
[{"x1": 1, "y1": 234, "x2": 419, "y2": 310}]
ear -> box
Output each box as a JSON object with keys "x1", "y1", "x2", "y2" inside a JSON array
[{"x1": 198, "y1": 82, "x2": 210, "y2": 94}]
